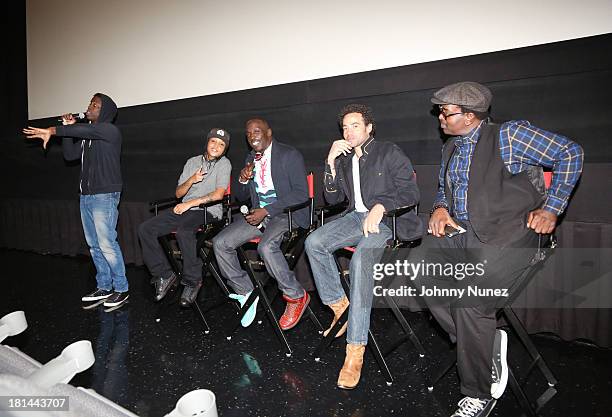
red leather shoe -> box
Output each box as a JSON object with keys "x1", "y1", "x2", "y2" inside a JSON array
[{"x1": 279, "y1": 291, "x2": 310, "y2": 330}]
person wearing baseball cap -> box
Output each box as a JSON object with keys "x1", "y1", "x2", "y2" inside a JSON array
[
  {"x1": 138, "y1": 128, "x2": 232, "y2": 307},
  {"x1": 405, "y1": 81, "x2": 583, "y2": 417},
  {"x1": 205, "y1": 127, "x2": 231, "y2": 156}
]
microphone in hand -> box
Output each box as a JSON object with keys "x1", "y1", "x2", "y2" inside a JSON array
[
  {"x1": 57, "y1": 112, "x2": 86, "y2": 122},
  {"x1": 240, "y1": 205, "x2": 264, "y2": 230}
]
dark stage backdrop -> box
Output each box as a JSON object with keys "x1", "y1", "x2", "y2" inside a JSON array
[{"x1": 1, "y1": 23, "x2": 611, "y2": 346}]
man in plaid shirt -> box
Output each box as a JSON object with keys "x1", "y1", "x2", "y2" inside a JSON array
[{"x1": 410, "y1": 81, "x2": 583, "y2": 417}]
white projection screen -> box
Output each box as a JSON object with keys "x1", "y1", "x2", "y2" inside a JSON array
[{"x1": 26, "y1": 0, "x2": 612, "y2": 119}]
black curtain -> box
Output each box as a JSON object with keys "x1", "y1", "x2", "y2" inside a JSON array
[{"x1": 1, "y1": 7, "x2": 611, "y2": 347}]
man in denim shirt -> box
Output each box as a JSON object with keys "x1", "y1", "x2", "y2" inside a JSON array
[{"x1": 412, "y1": 81, "x2": 583, "y2": 417}]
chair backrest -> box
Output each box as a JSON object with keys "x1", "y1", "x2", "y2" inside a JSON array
[
  {"x1": 543, "y1": 171, "x2": 552, "y2": 190},
  {"x1": 203, "y1": 179, "x2": 232, "y2": 226},
  {"x1": 307, "y1": 172, "x2": 314, "y2": 199},
  {"x1": 307, "y1": 172, "x2": 315, "y2": 227},
  {"x1": 223, "y1": 179, "x2": 232, "y2": 224}
]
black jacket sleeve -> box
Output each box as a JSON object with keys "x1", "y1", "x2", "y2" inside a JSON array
[
  {"x1": 56, "y1": 123, "x2": 120, "y2": 162},
  {"x1": 61, "y1": 137, "x2": 83, "y2": 161},
  {"x1": 375, "y1": 144, "x2": 419, "y2": 211},
  {"x1": 323, "y1": 158, "x2": 347, "y2": 204},
  {"x1": 234, "y1": 154, "x2": 253, "y2": 204}
]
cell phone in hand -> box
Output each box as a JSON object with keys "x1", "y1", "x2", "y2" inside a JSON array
[{"x1": 444, "y1": 224, "x2": 466, "y2": 238}]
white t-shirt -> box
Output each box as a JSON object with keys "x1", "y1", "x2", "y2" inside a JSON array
[{"x1": 352, "y1": 154, "x2": 368, "y2": 213}]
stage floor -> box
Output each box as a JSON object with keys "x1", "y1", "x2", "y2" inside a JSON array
[{"x1": 1, "y1": 249, "x2": 610, "y2": 417}]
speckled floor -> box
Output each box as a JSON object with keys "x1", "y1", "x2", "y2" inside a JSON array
[{"x1": 1, "y1": 249, "x2": 611, "y2": 417}]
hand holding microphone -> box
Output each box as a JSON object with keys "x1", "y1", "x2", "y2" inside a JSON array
[
  {"x1": 58, "y1": 112, "x2": 86, "y2": 124},
  {"x1": 240, "y1": 205, "x2": 267, "y2": 230}
]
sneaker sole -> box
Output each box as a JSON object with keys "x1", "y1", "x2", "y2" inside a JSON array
[
  {"x1": 81, "y1": 294, "x2": 113, "y2": 302},
  {"x1": 82, "y1": 299, "x2": 106, "y2": 310},
  {"x1": 104, "y1": 295, "x2": 130, "y2": 308},
  {"x1": 104, "y1": 301, "x2": 128, "y2": 312},
  {"x1": 492, "y1": 329, "x2": 508, "y2": 399}
]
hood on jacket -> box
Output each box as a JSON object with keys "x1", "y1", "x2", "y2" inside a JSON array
[{"x1": 94, "y1": 93, "x2": 118, "y2": 123}]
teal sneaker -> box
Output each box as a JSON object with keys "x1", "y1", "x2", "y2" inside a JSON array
[{"x1": 229, "y1": 291, "x2": 259, "y2": 327}]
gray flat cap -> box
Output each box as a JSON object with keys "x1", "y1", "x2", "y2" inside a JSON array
[{"x1": 431, "y1": 81, "x2": 493, "y2": 112}]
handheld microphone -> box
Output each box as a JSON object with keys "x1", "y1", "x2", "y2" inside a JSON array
[
  {"x1": 240, "y1": 205, "x2": 264, "y2": 230},
  {"x1": 57, "y1": 112, "x2": 86, "y2": 122}
]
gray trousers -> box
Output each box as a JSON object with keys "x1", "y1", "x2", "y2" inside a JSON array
[{"x1": 212, "y1": 214, "x2": 305, "y2": 299}]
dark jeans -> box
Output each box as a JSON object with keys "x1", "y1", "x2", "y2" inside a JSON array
[
  {"x1": 138, "y1": 209, "x2": 209, "y2": 287},
  {"x1": 212, "y1": 214, "x2": 305, "y2": 299},
  {"x1": 407, "y1": 222, "x2": 538, "y2": 399}
]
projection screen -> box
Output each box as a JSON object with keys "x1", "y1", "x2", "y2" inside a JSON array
[{"x1": 26, "y1": 0, "x2": 612, "y2": 119}]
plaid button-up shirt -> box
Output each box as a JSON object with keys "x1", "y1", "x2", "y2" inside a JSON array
[{"x1": 434, "y1": 120, "x2": 584, "y2": 220}]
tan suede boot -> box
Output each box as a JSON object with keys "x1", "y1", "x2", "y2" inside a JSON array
[
  {"x1": 337, "y1": 343, "x2": 365, "y2": 389},
  {"x1": 323, "y1": 296, "x2": 349, "y2": 338}
]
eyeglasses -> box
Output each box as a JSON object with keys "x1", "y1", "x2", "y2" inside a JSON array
[{"x1": 439, "y1": 111, "x2": 463, "y2": 119}]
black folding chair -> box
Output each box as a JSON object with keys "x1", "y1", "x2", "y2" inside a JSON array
[
  {"x1": 312, "y1": 169, "x2": 427, "y2": 385},
  {"x1": 227, "y1": 172, "x2": 323, "y2": 357},
  {"x1": 150, "y1": 186, "x2": 234, "y2": 334},
  {"x1": 311, "y1": 199, "x2": 427, "y2": 386}
]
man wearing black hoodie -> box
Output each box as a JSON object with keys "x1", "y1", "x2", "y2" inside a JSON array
[{"x1": 23, "y1": 93, "x2": 129, "y2": 308}]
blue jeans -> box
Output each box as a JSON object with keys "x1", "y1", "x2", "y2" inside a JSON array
[
  {"x1": 80, "y1": 192, "x2": 128, "y2": 293},
  {"x1": 305, "y1": 210, "x2": 391, "y2": 345}
]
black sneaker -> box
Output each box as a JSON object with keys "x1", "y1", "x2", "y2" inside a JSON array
[
  {"x1": 82, "y1": 289, "x2": 113, "y2": 302},
  {"x1": 451, "y1": 397, "x2": 496, "y2": 417},
  {"x1": 180, "y1": 282, "x2": 202, "y2": 307},
  {"x1": 103, "y1": 292, "x2": 129, "y2": 307},
  {"x1": 154, "y1": 273, "x2": 177, "y2": 301},
  {"x1": 491, "y1": 329, "x2": 508, "y2": 399}
]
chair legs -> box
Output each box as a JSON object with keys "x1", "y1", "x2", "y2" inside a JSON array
[
  {"x1": 227, "y1": 246, "x2": 322, "y2": 357},
  {"x1": 501, "y1": 307, "x2": 557, "y2": 387},
  {"x1": 382, "y1": 294, "x2": 426, "y2": 358},
  {"x1": 153, "y1": 233, "x2": 226, "y2": 334},
  {"x1": 152, "y1": 275, "x2": 211, "y2": 334},
  {"x1": 312, "y1": 265, "x2": 395, "y2": 385},
  {"x1": 198, "y1": 242, "x2": 242, "y2": 316},
  {"x1": 427, "y1": 321, "x2": 558, "y2": 417},
  {"x1": 500, "y1": 307, "x2": 558, "y2": 414}
]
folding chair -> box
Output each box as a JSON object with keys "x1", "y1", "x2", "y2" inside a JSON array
[
  {"x1": 150, "y1": 185, "x2": 234, "y2": 334},
  {"x1": 227, "y1": 172, "x2": 323, "y2": 357},
  {"x1": 312, "y1": 168, "x2": 428, "y2": 385},
  {"x1": 427, "y1": 171, "x2": 558, "y2": 416},
  {"x1": 377, "y1": 206, "x2": 428, "y2": 360},
  {"x1": 311, "y1": 199, "x2": 427, "y2": 385}
]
